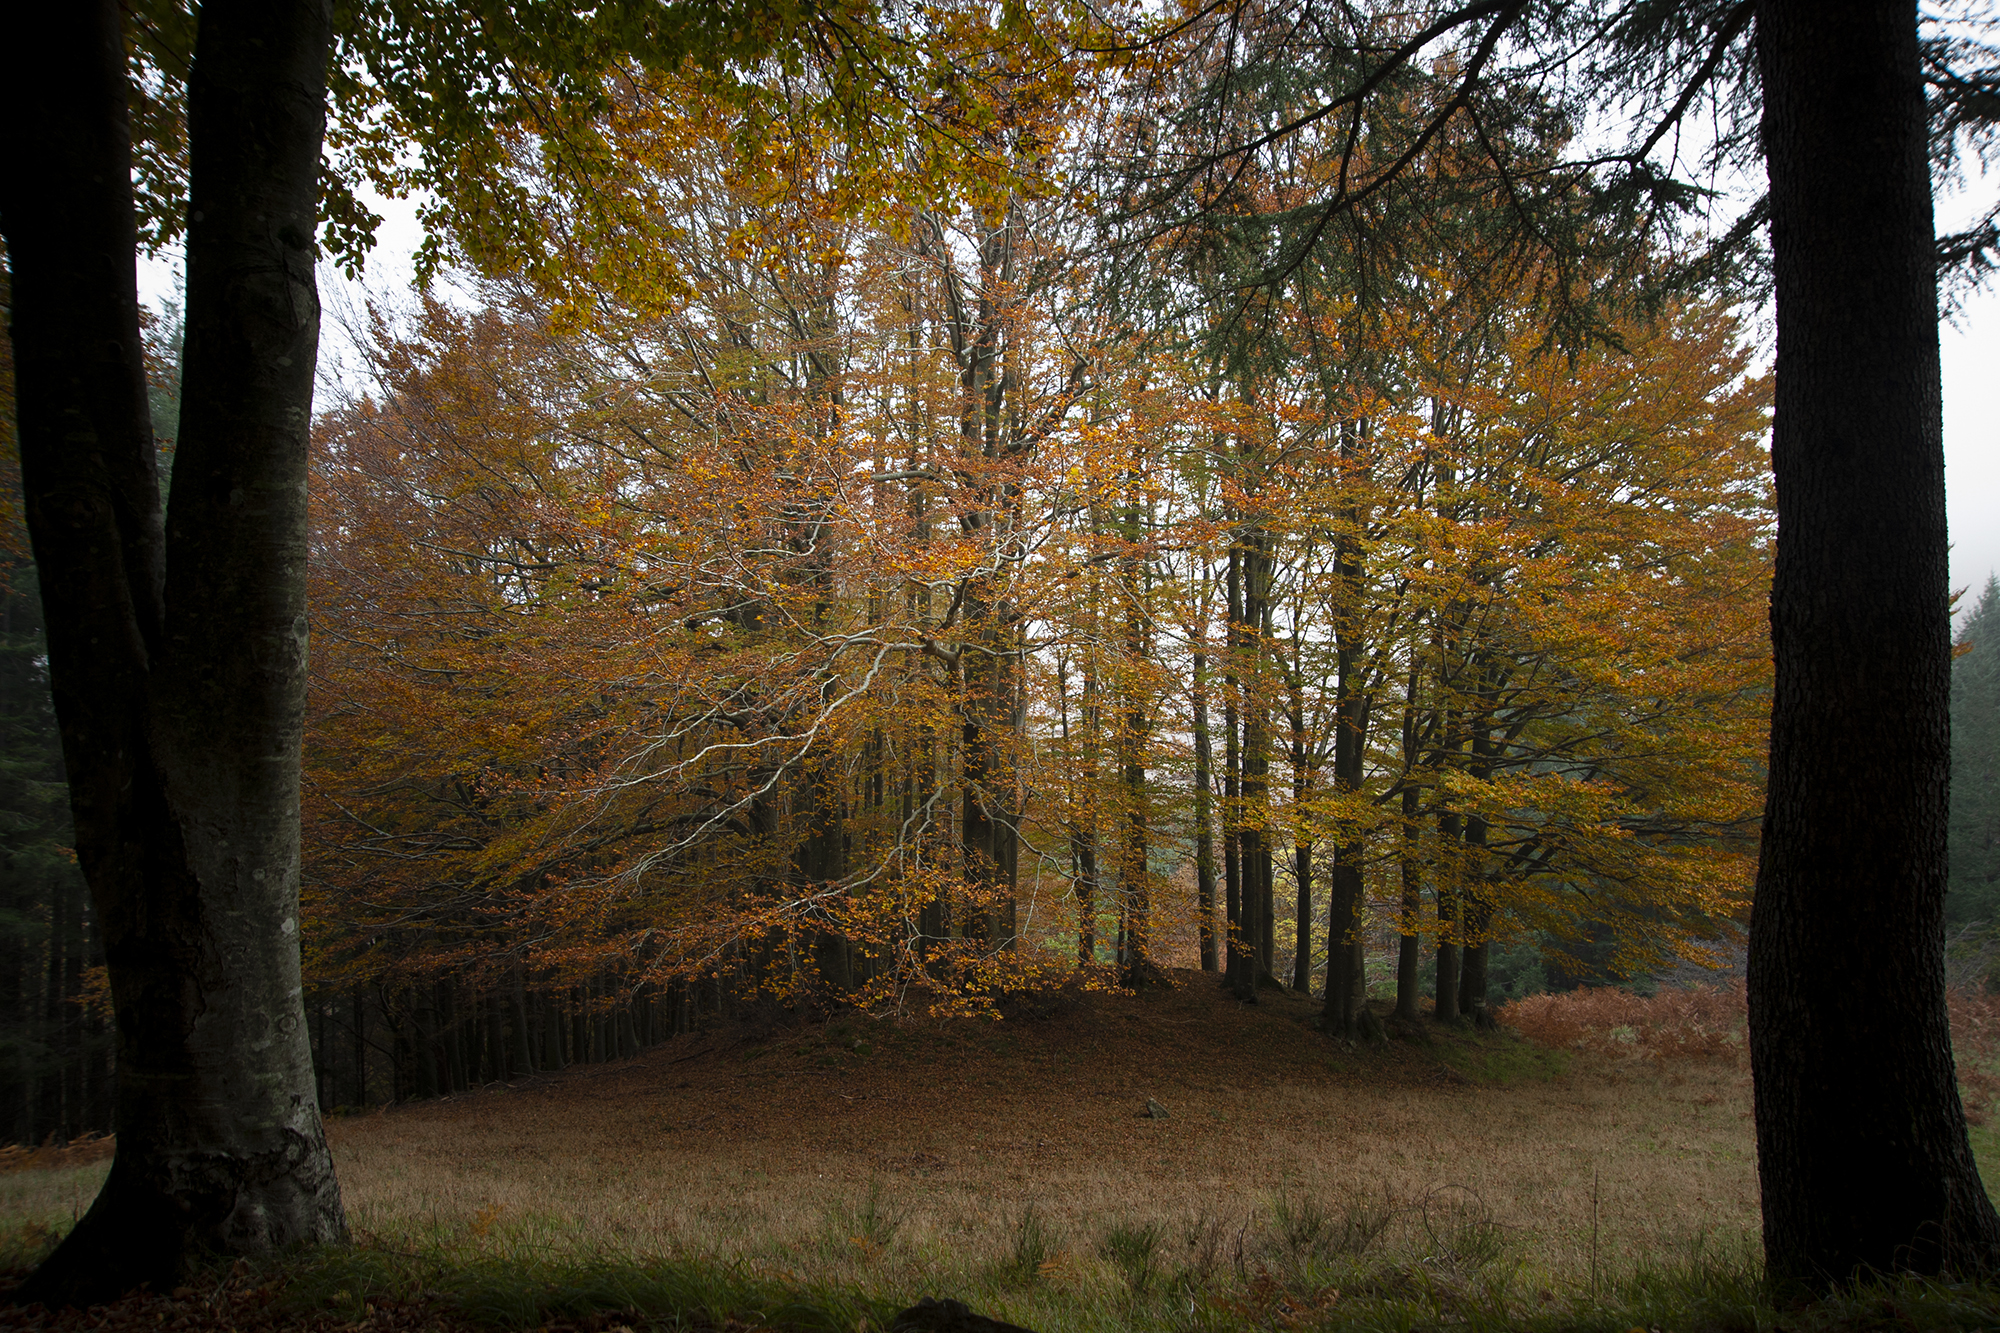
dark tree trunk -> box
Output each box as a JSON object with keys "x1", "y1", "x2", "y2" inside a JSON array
[
  {"x1": 1192, "y1": 646, "x2": 1219, "y2": 971},
  {"x1": 1118, "y1": 535, "x2": 1153, "y2": 986},
  {"x1": 1458, "y1": 810, "x2": 1491, "y2": 1020},
  {"x1": 1233, "y1": 529, "x2": 1274, "y2": 1000},
  {"x1": 1749, "y1": 0, "x2": 2000, "y2": 1287},
  {"x1": 1293, "y1": 837, "x2": 1314, "y2": 993},
  {"x1": 508, "y1": 970, "x2": 535, "y2": 1076},
  {"x1": 1118, "y1": 728, "x2": 1152, "y2": 986},
  {"x1": 1394, "y1": 779, "x2": 1423, "y2": 1023},
  {"x1": 1072, "y1": 656, "x2": 1100, "y2": 965},
  {"x1": 4, "y1": 0, "x2": 345, "y2": 1302},
  {"x1": 1321, "y1": 532, "x2": 1371, "y2": 1035},
  {"x1": 1434, "y1": 865, "x2": 1461, "y2": 1025},
  {"x1": 959, "y1": 598, "x2": 1019, "y2": 950},
  {"x1": 411, "y1": 986, "x2": 441, "y2": 1099},
  {"x1": 351, "y1": 986, "x2": 368, "y2": 1107},
  {"x1": 1074, "y1": 833, "x2": 1099, "y2": 964},
  {"x1": 1223, "y1": 546, "x2": 1248, "y2": 995}
]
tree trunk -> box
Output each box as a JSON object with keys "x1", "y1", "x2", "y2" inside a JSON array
[
  {"x1": 1072, "y1": 656, "x2": 1100, "y2": 965},
  {"x1": 1749, "y1": 0, "x2": 2000, "y2": 1287},
  {"x1": 1394, "y1": 779, "x2": 1423, "y2": 1023},
  {"x1": 509, "y1": 970, "x2": 535, "y2": 1076},
  {"x1": 1322, "y1": 527, "x2": 1371, "y2": 1035},
  {"x1": 1223, "y1": 546, "x2": 1247, "y2": 994},
  {"x1": 1459, "y1": 807, "x2": 1491, "y2": 1021},
  {"x1": 1118, "y1": 499, "x2": 1154, "y2": 987},
  {"x1": 5, "y1": 0, "x2": 345, "y2": 1302},
  {"x1": 1293, "y1": 837, "x2": 1315, "y2": 993},
  {"x1": 1233, "y1": 529, "x2": 1274, "y2": 1000},
  {"x1": 1434, "y1": 868, "x2": 1461, "y2": 1025},
  {"x1": 425, "y1": 983, "x2": 446, "y2": 1092},
  {"x1": 351, "y1": 986, "x2": 368, "y2": 1107},
  {"x1": 1192, "y1": 645, "x2": 1219, "y2": 972}
]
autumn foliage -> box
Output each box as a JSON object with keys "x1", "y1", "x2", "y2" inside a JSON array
[
  {"x1": 281, "y1": 46, "x2": 1776, "y2": 1104},
  {"x1": 1497, "y1": 983, "x2": 1748, "y2": 1060}
]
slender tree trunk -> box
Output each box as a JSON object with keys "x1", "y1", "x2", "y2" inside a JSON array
[
  {"x1": 1223, "y1": 546, "x2": 1247, "y2": 995},
  {"x1": 1118, "y1": 485, "x2": 1155, "y2": 987},
  {"x1": 1394, "y1": 780, "x2": 1423, "y2": 1023},
  {"x1": 509, "y1": 969, "x2": 534, "y2": 1076},
  {"x1": 5, "y1": 0, "x2": 346, "y2": 1298},
  {"x1": 1434, "y1": 814, "x2": 1461, "y2": 1027},
  {"x1": 1192, "y1": 644, "x2": 1219, "y2": 972},
  {"x1": 1073, "y1": 656, "x2": 1100, "y2": 965},
  {"x1": 1233, "y1": 530, "x2": 1274, "y2": 1000},
  {"x1": 1293, "y1": 838, "x2": 1314, "y2": 993},
  {"x1": 1322, "y1": 523, "x2": 1371, "y2": 1035},
  {"x1": 1118, "y1": 716, "x2": 1151, "y2": 986},
  {"x1": 409, "y1": 985, "x2": 439, "y2": 1098},
  {"x1": 351, "y1": 987, "x2": 367, "y2": 1107},
  {"x1": 1750, "y1": 0, "x2": 2000, "y2": 1286}
]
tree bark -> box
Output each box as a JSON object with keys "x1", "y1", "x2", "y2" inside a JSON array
[
  {"x1": 4, "y1": 0, "x2": 346, "y2": 1302},
  {"x1": 1192, "y1": 644, "x2": 1219, "y2": 971},
  {"x1": 1749, "y1": 0, "x2": 2000, "y2": 1288},
  {"x1": 1394, "y1": 776, "x2": 1423, "y2": 1023}
]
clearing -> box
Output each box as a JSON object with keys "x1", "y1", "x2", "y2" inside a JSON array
[{"x1": 7, "y1": 969, "x2": 1765, "y2": 1313}]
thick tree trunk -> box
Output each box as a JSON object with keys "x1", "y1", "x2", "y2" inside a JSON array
[
  {"x1": 1749, "y1": 0, "x2": 2000, "y2": 1287},
  {"x1": 5, "y1": 0, "x2": 346, "y2": 1302}
]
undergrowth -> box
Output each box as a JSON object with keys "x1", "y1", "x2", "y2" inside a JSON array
[
  {"x1": 62, "y1": 1230, "x2": 2000, "y2": 1333},
  {"x1": 1497, "y1": 982, "x2": 1748, "y2": 1059},
  {"x1": 1497, "y1": 981, "x2": 2000, "y2": 1135}
]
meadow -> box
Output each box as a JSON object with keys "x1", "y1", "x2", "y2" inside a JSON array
[{"x1": 6, "y1": 974, "x2": 2000, "y2": 1331}]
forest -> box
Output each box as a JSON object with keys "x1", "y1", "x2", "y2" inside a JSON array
[
  {"x1": 1, "y1": 2, "x2": 1787, "y2": 1133},
  {"x1": 3, "y1": 0, "x2": 2000, "y2": 1320}
]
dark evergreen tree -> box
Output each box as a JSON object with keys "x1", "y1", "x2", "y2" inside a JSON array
[
  {"x1": 0, "y1": 559, "x2": 112, "y2": 1147},
  {"x1": 1950, "y1": 576, "x2": 2000, "y2": 928}
]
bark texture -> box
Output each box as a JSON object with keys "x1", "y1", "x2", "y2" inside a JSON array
[
  {"x1": 1750, "y1": 0, "x2": 2000, "y2": 1288},
  {"x1": 3, "y1": 0, "x2": 346, "y2": 1305}
]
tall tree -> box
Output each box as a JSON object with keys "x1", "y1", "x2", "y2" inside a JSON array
[
  {"x1": 3, "y1": 0, "x2": 345, "y2": 1301},
  {"x1": 1951, "y1": 578, "x2": 2000, "y2": 927},
  {"x1": 1747, "y1": 0, "x2": 2000, "y2": 1284}
]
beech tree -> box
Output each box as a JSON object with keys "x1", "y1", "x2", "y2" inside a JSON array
[
  {"x1": 3, "y1": 0, "x2": 345, "y2": 1301},
  {"x1": 4, "y1": 0, "x2": 1045, "y2": 1302}
]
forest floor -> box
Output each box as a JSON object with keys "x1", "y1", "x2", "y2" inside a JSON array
[{"x1": 9, "y1": 970, "x2": 1998, "y2": 1330}]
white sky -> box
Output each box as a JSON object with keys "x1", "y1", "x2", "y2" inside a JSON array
[
  {"x1": 136, "y1": 187, "x2": 2000, "y2": 607},
  {"x1": 1944, "y1": 284, "x2": 2000, "y2": 604}
]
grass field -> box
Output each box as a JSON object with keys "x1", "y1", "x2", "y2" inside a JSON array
[{"x1": 5, "y1": 973, "x2": 1999, "y2": 1330}]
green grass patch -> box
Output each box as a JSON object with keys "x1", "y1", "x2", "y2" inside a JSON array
[
  {"x1": 232, "y1": 1237, "x2": 2000, "y2": 1333},
  {"x1": 1433, "y1": 1029, "x2": 1572, "y2": 1085}
]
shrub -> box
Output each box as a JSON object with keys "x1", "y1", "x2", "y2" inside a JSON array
[{"x1": 1496, "y1": 982, "x2": 1745, "y2": 1059}]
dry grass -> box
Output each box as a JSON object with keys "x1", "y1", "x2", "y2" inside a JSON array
[
  {"x1": 1497, "y1": 983, "x2": 1748, "y2": 1060},
  {"x1": 21, "y1": 976, "x2": 2000, "y2": 1328},
  {"x1": 1496, "y1": 981, "x2": 2000, "y2": 1128},
  {"x1": 318, "y1": 978, "x2": 1759, "y2": 1297},
  {"x1": 1, "y1": 973, "x2": 1770, "y2": 1316}
]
